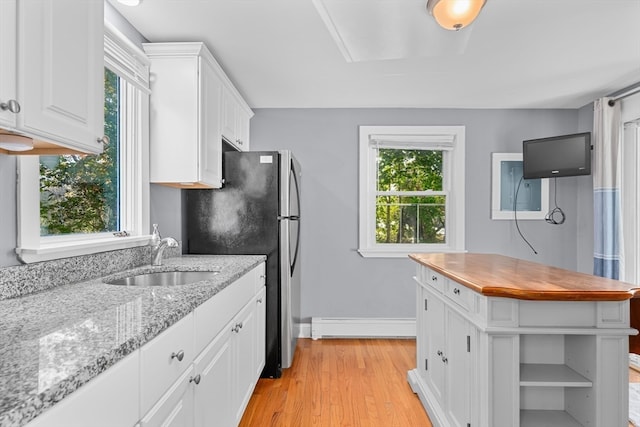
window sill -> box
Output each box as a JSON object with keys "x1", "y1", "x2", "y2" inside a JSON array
[
  {"x1": 357, "y1": 247, "x2": 466, "y2": 258},
  {"x1": 16, "y1": 235, "x2": 151, "y2": 264}
]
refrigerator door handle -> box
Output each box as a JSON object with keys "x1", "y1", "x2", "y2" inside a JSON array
[{"x1": 277, "y1": 215, "x2": 300, "y2": 220}]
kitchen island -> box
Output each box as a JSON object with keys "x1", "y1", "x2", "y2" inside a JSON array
[
  {"x1": 409, "y1": 253, "x2": 639, "y2": 427},
  {"x1": 0, "y1": 254, "x2": 265, "y2": 427}
]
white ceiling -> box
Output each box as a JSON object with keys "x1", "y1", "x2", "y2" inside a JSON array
[{"x1": 111, "y1": 0, "x2": 640, "y2": 109}]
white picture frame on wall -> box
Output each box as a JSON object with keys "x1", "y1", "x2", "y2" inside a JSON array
[{"x1": 491, "y1": 153, "x2": 549, "y2": 220}]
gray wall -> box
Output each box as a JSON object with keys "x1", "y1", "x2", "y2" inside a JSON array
[{"x1": 250, "y1": 108, "x2": 584, "y2": 321}]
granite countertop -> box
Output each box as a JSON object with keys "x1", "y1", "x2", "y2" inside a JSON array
[
  {"x1": 410, "y1": 252, "x2": 640, "y2": 301},
  {"x1": 0, "y1": 255, "x2": 265, "y2": 427}
]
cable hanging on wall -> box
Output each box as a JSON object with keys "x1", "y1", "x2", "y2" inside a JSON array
[
  {"x1": 545, "y1": 178, "x2": 565, "y2": 225},
  {"x1": 514, "y1": 176, "x2": 538, "y2": 254}
]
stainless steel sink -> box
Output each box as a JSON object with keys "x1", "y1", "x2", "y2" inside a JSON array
[{"x1": 105, "y1": 271, "x2": 219, "y2": 286}]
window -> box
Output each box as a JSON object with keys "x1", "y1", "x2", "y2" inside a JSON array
[
  {"x1": 16, "y1": 23, "x2": 150, "y2": 263},
  {"x1": 358, "y1": 126, "x2": 465, "y2": 257}
]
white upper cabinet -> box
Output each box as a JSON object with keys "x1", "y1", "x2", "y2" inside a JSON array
[
  {"x1": 145, "y1": 41, "x2": 253, "y2": 189},
  {"x1": 0, "y1": 0, "x2": 17, "y2": 130},
  {"x1": 221, "y1": 86, "x2": 252, "y2": 151},
  {"x1": 0, "y1": 0, "x2": 105, "y2": 155},
  {"x1": 144, "y1": 42, "x2": 223, "y2": 189}
]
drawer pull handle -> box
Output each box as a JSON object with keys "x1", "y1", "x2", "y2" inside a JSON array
[
  {"x1": 257, "y1": 298, "x2": 263, "y2": 304},
  {"x1": 437, "y1": 350, "x2": 443, "y2": 356},
  {"x1": 171, "y1": 350, "x2": 185, "y2": 362},
  {"x1": 189, "y1": 374, "x2": 201, "y2": 385},
  {"x1": 442, "y1": 356, "x2": 448, "y2": 364},
  {"x1": 453, "y1": 288, "x2": 460, "y2": 295},
  {"x1": 232, "y1": 322, "x2": 243, "y2": 333},
  {"x1": 0, "y1": 99, "x2": 20, "y2": 113},
  {"x1": 96, "y1": 135, "x2": 110, "y2": 145},
  {"x1": 431, "y1": 275, "x2": 437, "y2": 281}
]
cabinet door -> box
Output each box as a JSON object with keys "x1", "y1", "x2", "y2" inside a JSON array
[
  {"x1": 140, "y1": 367, "x2": 195, "y2": 427},
  {"x1": 233, "y1": 300, "x2": 257, "y2": 424},
  {"x1": 0, "y1": 0, "x2": 17, "y2": 129},
  {"x1": 445, "y1": 308, "x2": 472, "y2": 427},
  {"x1": 221, "y1": 87, "x2": 236, "y2": 143},
  {"x1": 235, "y1": 108, "x2": 250, "y2": 151},
  {"x1": 255, "y1": 286, "x2": 266, "y2": 378},
  {"x1": 425, "y1": 287, "x2": 446, "y2": 404},
  {"x1": 194, "y1": 325, "x2": 234, "y2": 427},
  {"x1": 18, "y1": 0, "x2": 104, "y2": 154},
  {"x1": 198, "y1": 56, "x2": 223, "y2": 187},
  {"x1": 416, "y1": 285, "x2": 428, "y2": 382}
]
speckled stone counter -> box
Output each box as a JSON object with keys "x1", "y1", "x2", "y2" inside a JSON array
[{"x1": 0, "y1": 254, "x2": 265, "y2": 427}]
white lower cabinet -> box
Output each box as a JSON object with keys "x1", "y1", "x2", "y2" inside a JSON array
[
  {"x1": 141, "y1": 264, "x2": 266, "y2": 427},
  {"x1": 254, "y1": 286, "x2": 267, "y2": 379},
  {"x1": 194, "y1": 324, "x2": 234, "y2": 427},
  {"x1": 25, "y1": 263, "x2": 266, "y2": 427},
  {"x1": 419, "y1": 285, "x2": 473, "y2": 427},
  {"x1": 25, "y1": 351, "x2": 140, "y2": 427},
  {"x1": 140, "y1": 366, "x2": 196, "y2": 427},
  {"x1": 410, "y1": 264, "x2": 632, "y2": 427},
  {"x1": 232, "y1": 299, "x2": 258, "y2": 424}
]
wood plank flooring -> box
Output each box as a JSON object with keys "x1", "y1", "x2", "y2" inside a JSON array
[{"x1": 239, "y1": 338, "x2": 433, "y2": 427}]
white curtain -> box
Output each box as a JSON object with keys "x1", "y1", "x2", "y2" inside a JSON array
[{"x1": 593, "y1": 97, "x2": 623, "y2": 279}]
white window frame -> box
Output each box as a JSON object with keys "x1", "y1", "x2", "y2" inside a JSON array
[
  {"x1": 358, "y1": 125, "x2": 465, "y2": 258},
  {"x1": 15, "y1": 22, "x2": 150, "y2": 263}
]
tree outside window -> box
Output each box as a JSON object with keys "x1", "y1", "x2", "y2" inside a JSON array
[{"x1": 375, "y1": 149, "x2": 446, "y2": 244}]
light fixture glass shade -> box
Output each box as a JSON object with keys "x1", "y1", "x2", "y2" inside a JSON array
[
  {"x1": 427, "y1": 0, "x2": 486, "y2": 31},
  {"x1": 0, "y1": 133, "x2": 34, "y2": 151}
]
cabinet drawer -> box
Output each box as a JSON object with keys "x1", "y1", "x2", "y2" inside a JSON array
[
  {"x1": 140, "y1": 312, "x2": 194, "y2": 415},
  {"x1": 194, "y1": 266, "x2": 256, "y2": 355},
  {"x1": 445, "y1": 280, "x2": 473, "y2": 312},
  {"x1": 420, "y1": 267, "x2": 446, "y2": 292}
]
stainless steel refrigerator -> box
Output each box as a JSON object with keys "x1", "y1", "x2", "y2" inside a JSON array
[{"x1": 184, "y1": 150, "x2": 301, "y2": 378}]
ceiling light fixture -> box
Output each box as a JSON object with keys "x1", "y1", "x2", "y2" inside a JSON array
[
  {"x1": 117, "y1": 0, "x2": 142, "y2": 6},
  {"x1": 0, "y1": 132, "x2": 34, "y2": 152},
  {"x1": 426, "y1": 0, "x2": 486, "y2": 31}
]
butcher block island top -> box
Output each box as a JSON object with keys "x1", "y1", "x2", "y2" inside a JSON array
[{"x1": 409, "y1": 252, "x2": 640, "y2": 301}]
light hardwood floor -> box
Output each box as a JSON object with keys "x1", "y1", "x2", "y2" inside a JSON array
[{"x1": 239, "y1": 338, "x2": 433, "y2": 427}]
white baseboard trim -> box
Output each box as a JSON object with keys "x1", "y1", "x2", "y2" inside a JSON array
[
  {"x1": 298, "y1": 322, "x2": 312, "y2": 339},
  {"x1": 308, "y1": 317, "x2": 416, "y2": 340}
]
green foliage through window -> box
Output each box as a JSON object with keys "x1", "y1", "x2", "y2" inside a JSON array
[
  {"x1": 375, "y1": 149, "x2": 445, "y2": 244},
  {"x1": 39, "y1": 68, "x2": 120, "y2": 236}
]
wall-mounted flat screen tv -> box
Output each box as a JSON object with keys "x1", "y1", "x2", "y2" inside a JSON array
[{"x1": 522, "y1": 132, "x2": 592, "y2": 179}]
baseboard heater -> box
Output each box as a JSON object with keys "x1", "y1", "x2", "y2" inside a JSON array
[{"x1": 310, "y1": 317, "x2": 416, "y2": 340}]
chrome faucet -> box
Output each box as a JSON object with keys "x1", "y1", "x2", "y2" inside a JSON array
[{"x1": 150, "y1": 224, "x2": 178, "y2": 266}]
